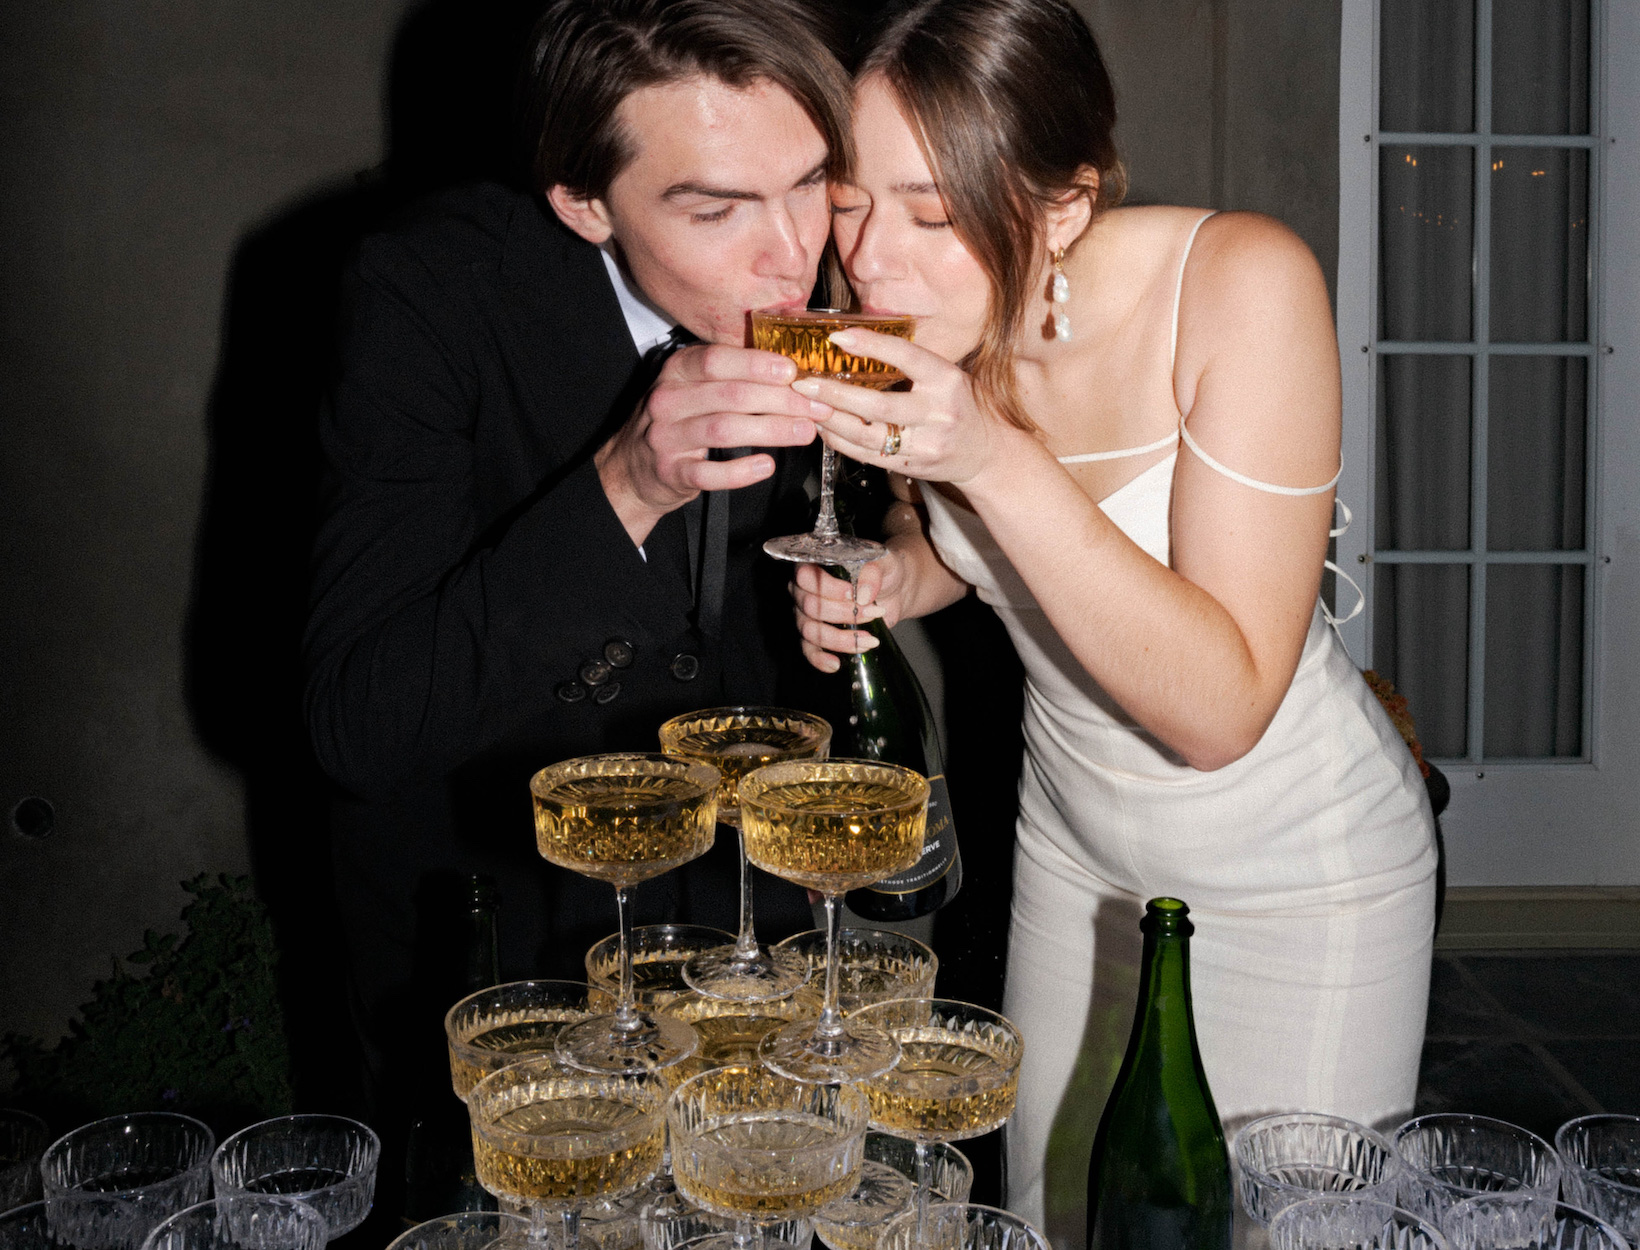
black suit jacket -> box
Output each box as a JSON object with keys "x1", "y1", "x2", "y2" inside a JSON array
[{"x1": 303, "y1": 183, "x2": 821, "y2": 991}]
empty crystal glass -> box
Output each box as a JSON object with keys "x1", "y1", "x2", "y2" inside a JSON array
[
  {"x1": 387, "y1": 1212, "x2": 533, "y2": 1250},
  {"x1": 137, "y1": 1197, "x2": 327, "y2": 1250},
  {"x1": 877, "y1": 1203, "x2": 1049, "y2": 1250},
  {"x1": 1267, "y1": 1195, "x2": 1451, "y2": 1250},
  {"x1": 587, "y1": 929, "x2": 736, "y2": 1014},
  {"x1": 769, "y1": 930, "x2": 935, "y2": 1016},
  {"x1": 0, "y1": 1197, "x2": 143, "y2": 1250},
  {"x1": 1393, "y1": 1116, "x2": 1562, "y2": 1228},
  {"x1": 638, "y1": 1200, "x2": 812, "y2": 1250},
  {"x1": 40, "y1": 1114, "x2": 215, "y2": 1246},
  {"x1": 211, "y1": 1115, "x2": 379, "y2": 1241},
  {"x1": 1, "y1": 1111, "x2": 50, "y2": 1212},
  {"x1": 1445, "y1": 1194, "x2": 1630, "y2": 1250},
  {"x1": 1234, "y1": 1113, "x2": 1403, "y2": 1225},
  {"x1": 1556, "y1": 1116, "x2": 1640, "y2": 1245}
]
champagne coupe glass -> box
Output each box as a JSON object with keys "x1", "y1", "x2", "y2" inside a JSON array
[
  {"x1": 1556, "y1": 1116, "x2": 1640, "y2": 1244},
  {"x1": 1233, "y1": 1113, "x2": 1402, "y2": 1226},
  {"x1": 587, "y1": 928, "x2": 735, "y2": 1014},
  {"x1": 770, "y1": 929, "x2": 937, "y2": 1016},
  {"x1": 467, "y1": 1060, "x2": 665, "y2": 1250},
  {"x1": 210, "y1": 1115, "x2": 378, "y2": 1242},
  {"x1": 667, "y1": 1066, "x2": 868, "y2": 1250},
  {"x1": 447, "y1": 982, "x2": 596, "y2": 1100},
  {"x1": 138, "y1": 1198, "x2": 327, "y2": 1250},
  {"x1": 639, "y1": 1202, "x2": 812, "y2": 1250},
  {"x1": 878, "y1": 1204, "x2": 1049, "y2": 1250},
  {"x1": 851, "y1": 1000, "x2": 1022, "y2": 1237},
  {"x1": 388, "y1": 1211, "x2": 533, "y2": 1250},
  {"x1": 1, "y1": 1110, "x2": 50, "y2": 1211},
  {"x1": 0, "y1": 1197, "x2": 143, "y2": 1250},
  {"x1": 658, "y1": 708, "x2": 831, "y2": 1003},
  {"x1": 1266, "y1": 1196, "x2": 1450, "y2": 1250},
  {"x1": 660, "y1": 991, "x2": 822, "y2": 1081},
  {"x1": 814, "y1": 1134, "x2": 973, "y2": 1250},
  {"x1": 1392, "y1": 1115, "x2": 1562, "y2": 1228},
  {"x1": 532, "y1": 754, "x2": 720, "y2": 1075},
  {"x1": 738, "y1": 760, "x2": 928, "y2": 1084},
  {"x1": 41, "y1": 1114, "x2": 215, "y2": 1247},
  {"x1": 751, "y1": 308, "x2": 915, "y2": 568},
  {"x1": 1445, "y1": 1194, "x2": 1630, "y2": 1250}
]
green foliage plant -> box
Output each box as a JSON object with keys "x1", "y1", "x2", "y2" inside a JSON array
[{"x1": 3, "y1": 874, "x2": 294, "y2": 1134}]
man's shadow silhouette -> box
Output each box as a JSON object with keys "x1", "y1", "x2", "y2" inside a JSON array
[{"x1": 184, "y1": 0, "x2": 544, "y2": 1119}]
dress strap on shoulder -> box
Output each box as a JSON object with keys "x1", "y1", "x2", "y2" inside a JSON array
[
  {"x1": 1170, "y1": 211, "x2": 1219, "y2": 371},
  {"x1": 1178, "y1": 420, "x2": 1342, "y2": 496}
]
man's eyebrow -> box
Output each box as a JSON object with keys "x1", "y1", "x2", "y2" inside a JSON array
[
  {"x1": 663, "y1": 160, "x2": 830, "y2": 202},
  {"x1": 892, "y1": 180, "x2": 940, "y2": 195}
]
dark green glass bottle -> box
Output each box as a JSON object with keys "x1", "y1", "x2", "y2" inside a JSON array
[
  {"x1": 838, "y1": 612, "x2": 963, "y2": 920},
  {"x1": 1086, "y1": 898, "x2": 1231, "y2": 1250}
]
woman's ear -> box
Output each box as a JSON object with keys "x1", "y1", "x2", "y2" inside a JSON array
[{"x1": 1046, "y1": 167, "x2": 1100, "y2": 254}]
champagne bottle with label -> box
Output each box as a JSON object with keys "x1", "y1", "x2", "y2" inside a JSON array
[
  {"x1": 838, "y1": 611, "x2": 963, "y2": 920},
  {"x1": 1086, "y1": 897, "x2": 1231, "y2": 1250}
]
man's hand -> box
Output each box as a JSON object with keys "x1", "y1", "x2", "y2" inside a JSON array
[{"x1": 596, "y1": 344, "x2": 831, "y2": 547}]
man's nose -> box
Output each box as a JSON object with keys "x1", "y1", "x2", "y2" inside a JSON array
[{"x1": 755, "y1": 201, "x2": 817, "y2": 279}]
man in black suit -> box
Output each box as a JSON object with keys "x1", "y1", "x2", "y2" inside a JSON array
[{"x1": 303, "y1": 0, "x2": 851, "y2": 1135}]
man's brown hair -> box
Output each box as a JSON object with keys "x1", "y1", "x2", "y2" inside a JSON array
[
  {"x1": 858, "y1": 0, "x2": 1126, "y2": 432},
  {"x1": 522, "y1": 0, "x2": 854, "y2": 203}
]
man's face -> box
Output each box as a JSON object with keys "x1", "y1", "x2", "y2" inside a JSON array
[{"x1": 552, "y1": 76, "x2": 831, "y2": 345}]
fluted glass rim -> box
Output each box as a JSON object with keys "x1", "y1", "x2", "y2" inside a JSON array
[
  {"x1": 1556, "y1": 1115, "x2": 1640, "y2": 1195},
  {"x1": 666, "y1": 1065, "x2": 870, "y2": 1164},
  {"x1": 137, "y1": 1195, "x2": 329, "y2": 1250},
  {"x1": 737, "y1": 759, "x2": 928, "y2": 818},
  {"x1": 1445, "y1": 1194, "x2": 1631, "y2": 1250},
  {"x1": 877, "y1": 1201, "x2": 1050, "y2": 1250},
  {"x1": 528, "y1": 753, "x2": 721, "y2": 801},
  {"x1": 1268, "y1": 1194, "x2": 1451, "y2": 1250},
  {"x1": 1233, "y1": 1112, "x2": 1403, "y2": 1223},
  {"x1": 210, "y1": 1113, "x2": 380, "y2": 1196},
  {"x1": 42, "y1": 1113, "x2": 216, "y2": 1198},
  {"x1": 467, "y1": 1059, "x2": 665, "y2": 1160}
]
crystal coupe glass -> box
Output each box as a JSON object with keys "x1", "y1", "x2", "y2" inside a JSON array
[
  {"x1": 137, "y1": 1197, "x2": 327, "y2": 1250},
  {"x1": 751, "y1": 308, "x2": 915, "y2": 569},
  {"x1": 532, "y1": 755, "x2": 719, "y2": 1076},
  {"x1": 447, "y1": 982, "x2": 595, "y2": 1100},
  {"x1": 877, "y1": 1203, "x2": 1049, "y2": 1250},
  {"x1": 1267, "y1": 1196, "x2": 1450, "y2": 1250},
  {"x1": 41, "y1": 1114, "x2": 215, "y2": 1247},
  {"x1": 738, "y1": 760, "x2": 927, "y2": 1084},
  {"x1": 387, "y1": 1211, "x2": 532, "y2": 1250},
  {"x1": 770, "y1": 930, "x2": 936, "y2": 1016},
  {"x1": 1392, "y1": 1115, "x2": 1562, "y2": 1228},
  {"x1": 1234, "y1": 1113, "x2": 1402, "y2": 1226},
  {"x1": 658, "y1": 708, "x2": 830, "y2": 1003},
  {"x1": 1445, "y1": 1194, "x2": 1630, "y2": 1250},
  {"x1": 1, "y1": 1110, "x2": 50, "y2": 1212},
  {"x1": 210, "y1": 1115, "x2": 378, "y2": 1241},
  {"x1": 1556, "y1": 1116, "x2": 1640, "y2": 1245}
]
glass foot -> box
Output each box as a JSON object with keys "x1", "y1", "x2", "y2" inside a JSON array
[
  {"x1": 555, "y1": 1011, "x2": 699, "y2": 1076},
  {"x1": 762, "y1": 533, "x2": 886, "y2": 567},
  {"x1": 757, "y1": 1019, "x2": 900, "y2": 1085},
  {"x1": 682, "y1": 944, "x2": 811, "y2": 1003}
]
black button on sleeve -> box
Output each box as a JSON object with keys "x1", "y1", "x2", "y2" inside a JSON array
[
  {"x1": 669, "y1": 653, "x2": 700, "y2": 681},
  {"x1": 556, "y1": 681, "x2": 588, "y2": 704},
  {"x1": 579, "y1": 659, "x2": 613, "y2": 686},
  {"x1": 604, "y1": 639, "x2": 635, "y2": 669},
  {"x1": 593, "y1": 681, "x2": 622, "y2": 705}
]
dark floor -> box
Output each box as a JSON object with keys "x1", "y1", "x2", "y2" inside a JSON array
[{"x1": 1415, "y1": 950, "x2": 1640, "y2": 1139}]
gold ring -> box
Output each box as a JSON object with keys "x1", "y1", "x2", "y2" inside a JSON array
[{"x1": 881, "y1": 423, "x2": 903, "y2": 457}]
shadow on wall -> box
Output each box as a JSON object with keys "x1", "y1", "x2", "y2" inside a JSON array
[{"x1": 181, "y1": 0, "x2": 544, "y2": 1114}]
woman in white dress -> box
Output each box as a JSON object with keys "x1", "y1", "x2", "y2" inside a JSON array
[{"x1": 788, "y1": 0, "x2": 1437, "y2": 1242}]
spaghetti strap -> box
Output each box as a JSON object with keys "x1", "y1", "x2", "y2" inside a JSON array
[
  {"x1": 1057, "y1": 430, "x2": 1177, "y2": 465},
  {"x1": 1170, "y1": 211, "x2": 1218, "y2": 371}
]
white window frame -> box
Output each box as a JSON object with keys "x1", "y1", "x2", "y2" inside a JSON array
[{"x1": 1337, "y1": 0, "x2": 1640, "y2": 885}]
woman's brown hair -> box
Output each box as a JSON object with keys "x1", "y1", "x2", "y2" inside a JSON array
[{"x1": 857, "y1": 0, "x2": 1125, "y2": 431}]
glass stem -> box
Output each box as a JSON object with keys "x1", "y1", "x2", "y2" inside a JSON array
[
  {"x1": 561, "y1": 1207, "x2": 581, "y2": 1250},
  {"x1": 527, "y1": 1203, "x2": 550, "y2": 1244},
  {"x1": 813, "y1": 446, "x2": 841, "y2": 539},
  {"x1": 815, "y1": 892, "x2": 845, "y2": 1041},
  {"x1": 914, "y1": 1141, "x2": 932, "y2": 1239},
  {"x1": 732, "y1": 824, "x2": 759, "y2": 960},
  {"x1": 613, "y1": 884, "x2": 643, "y2": 1036},
  {"x1": 733, "y1": 1220, "x2": 757, "y2": 1250}
]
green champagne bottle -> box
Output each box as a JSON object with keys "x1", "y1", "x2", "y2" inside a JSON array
[
  {"x1": 1086, "y1": 897, "x2": 1231, "y2": 1250},
  {"x1": 838, "y1": 612, "x2": 963, "y2": 920}
]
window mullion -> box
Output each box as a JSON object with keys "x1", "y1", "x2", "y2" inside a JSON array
[{"x1": 1467, "y1": 0, "x2": 1494, "y2": 765}]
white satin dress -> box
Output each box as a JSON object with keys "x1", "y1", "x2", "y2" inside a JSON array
[{"x1": 918, "y1": 215, "x2": 1437, "y2": 1246}]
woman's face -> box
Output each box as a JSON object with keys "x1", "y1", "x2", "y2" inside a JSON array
[{"x1": 830, "y1": 76, "x2": 991, "y2": 362}]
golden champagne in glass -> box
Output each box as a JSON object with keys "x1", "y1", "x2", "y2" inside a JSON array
[{"x1": 751, "y1": 308, "x2": 915, "y2": 569}]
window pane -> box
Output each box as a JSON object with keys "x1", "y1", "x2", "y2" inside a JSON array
[
  {"x1": 1492, "y1": 0, "x2": 1590, "y2": 134},
  {"x1": 1380, "y1": 147, "x2": 1474, "y2": 342},
  {"x1": 1490, "y1": 148, "x2": 1589, "y2": 342},
  {"x1": 1487, "y1": 356, "x2": 1587, "y2": 551},
  {"x1": 1484, "y1": 564, "x2": 1584, "y2": 757},
  {"x1": 1381, "y1": 0, "x2": 1475, "y2": 132},
  {"x1": 1376, "y1": 355, "x2": 1471, "y2": 550},
  {"x1": 1373, "y1": 564, "x2": 1470, "y2": 758}
]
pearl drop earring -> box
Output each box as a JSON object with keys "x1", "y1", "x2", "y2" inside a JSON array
[{"x1": 1051, "y1": 247, "x2": 1071, "y2": 342}]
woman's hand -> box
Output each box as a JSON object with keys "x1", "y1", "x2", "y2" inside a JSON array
[
  {"x1": 790, "y1": 552, "x2": 905, "y2": 673},
  {"x1": 790, "y1": 328, "x2": 998, "y2": 484}
]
